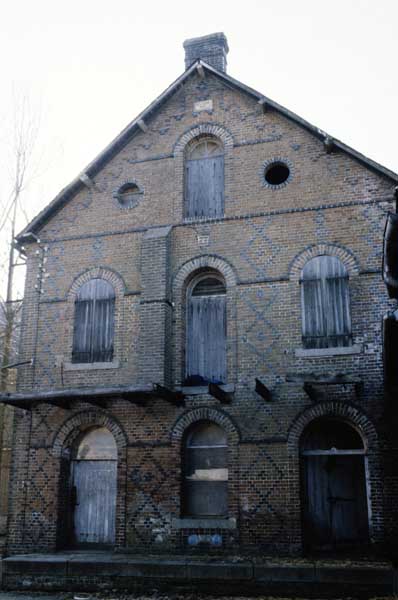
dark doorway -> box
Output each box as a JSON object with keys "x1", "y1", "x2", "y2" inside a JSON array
[
  {"x1": 70, "y1": 427, "x2": 117, "y2": 547},
  {"x1": 300, "y1": 418, "x2": 369, "y2": 552}
]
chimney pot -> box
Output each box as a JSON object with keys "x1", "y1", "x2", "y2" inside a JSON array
[{"x1": 183, "y1": 32, "x2": 229, "y2": 73}]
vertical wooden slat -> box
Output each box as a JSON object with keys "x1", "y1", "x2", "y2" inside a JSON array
[
  {"x1": 185, "y1": 153, "x2": 224, "y2": 218},
  {"x1": 301, "y1": 420, "x2": 369, "y2": 550},
  {"x1": 187, "y1": 290, "x2": 226, "y2": 384},
  {"x1": 301, "y1": 255, "x2": 351, "y2": 349},
  {"x1": 73, "y1": 460, "x2": 117, "y2": 545},
  {"x1": 72, "y1": 278, "x2": 115, "y2": 363}
]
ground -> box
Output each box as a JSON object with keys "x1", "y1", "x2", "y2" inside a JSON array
[{"x1": 0, "y1": 594, "x2": 395, "y2": 600}]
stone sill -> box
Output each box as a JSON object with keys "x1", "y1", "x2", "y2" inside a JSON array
[
  {"x1": 64, "y1": 360, "x2": 120, "y2": 371},
  {"x1": 171, "y1": 517, "x2": 236, "y2": 530},
  {"x1": 183, "y1": 215, "x2": 224, "y2": 224},
  {"x1": 295, "y1": 345, "x2": 362, "y2": 358},
  {"x1": 177, "y1": 384, "x2": 235, "y2": 396}
]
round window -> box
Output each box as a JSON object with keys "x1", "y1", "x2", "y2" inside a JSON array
[
  {"x1": 264, "y1": 162, "x2": 290, "y2": 186},
  {"x1": 114, "y1": 183, "x2": 141, "y2": 208}
]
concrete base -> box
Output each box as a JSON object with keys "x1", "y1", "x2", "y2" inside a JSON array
[{"x1": 2, "y1": 552, "x2": 395, "y2": 596}]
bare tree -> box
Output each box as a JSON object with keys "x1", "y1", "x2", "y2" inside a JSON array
[
  {"x1": 0, "y1": 92, "x2": 41, "y2": 392},
  {"x1": 0, "y1": 92, "x2": 43, "y2": 547}
]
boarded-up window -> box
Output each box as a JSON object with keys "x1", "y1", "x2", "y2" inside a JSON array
[
  {"x1": 301, "y1": 255, "x2": 351, "y2": 349},
  {"x1": 186, "y1": 275, "x2": 226, "y2": 385},
  {"x1": 183, "y1": 421, "x2": 228, "y2": 517},
  {"x1": 72, "y1": 279, "x2": 115, "y2": 363},
  {"x1": 185, "y1": 136, "x2": 224, "y2": 219}
]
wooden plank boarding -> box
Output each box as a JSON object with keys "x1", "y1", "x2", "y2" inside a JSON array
[
  {"x1": 301, "y1": 419, "x2": 369, "y2": 551},
  {"x1": 73, "y1": 460, "x2": 117, "y2": 546},
  {"x1": 183, "y1": 422, "x2": 228, "y2": 517},
  {"x1": 301, "y1": 255, "x2": 351, "y2": 350},
  {"x1": 185, "y1": 138, "x2": 224, "y2": 219},
  {"x1": 72, "y1": 279, "x2": 115, "y2": 364}
]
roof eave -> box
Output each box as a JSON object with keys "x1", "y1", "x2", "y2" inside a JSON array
[
  {"x1": 17, "y1": 61, "x2": 200, "y2": 241},
  {"x1": 200, "y1": 60, "x2": 398, "y2": 183}
]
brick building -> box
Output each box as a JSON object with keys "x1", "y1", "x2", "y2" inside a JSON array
[{"x1": 2, "y1": 32, "x2": 398, "y2": 578}]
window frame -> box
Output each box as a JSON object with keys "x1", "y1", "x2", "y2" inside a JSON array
[
  {"x1": 182, "y1": 421, "x2": 229, "y2": 519},
  {"x1": 185, "y1": 272, "x2": 227, "y2": 386},
  {"x1": 300, "y1": 255, "x2": 352, "y2": 350},
  {"x1": 71, "y1": 278, "x2": 116, "y2": 364},
  {"x1": 184, "y1": 135, "x2": 225, "y2": 220}
]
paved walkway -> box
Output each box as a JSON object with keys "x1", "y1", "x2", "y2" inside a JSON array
[
  {"x1": 0, "y1": 595, "x2": 70, "y2": 600},
  {"x1": 2, "y1": 553, "x2": 396, "y2": 597}
]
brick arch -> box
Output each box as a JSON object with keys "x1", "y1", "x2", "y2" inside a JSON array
[
  {"x1": 68, "y1": 266, "x2": 126, "y2": 300},
  {"x1": 52, "y1": 409, "x2": 128, "y2": 458},
  {"x1": 289, "y1": 243, "x2": 360, "y2": 282},
  {"x1": 173, "y1": 123, "x2": 234, "y2": 157},
  {"x1": 287, "y1": 401, "x2": 378, "y2": 456},
  {"x1": 171, "y1": 406, "x2": 240, "y2": 444},
  {"x1": 173, "y1": 255, "x2": 237, "y2": 295},
  {"x1": 286, "y1": 401, "x2": 384, "y2": 546},
  {"x1": 172, "y1": 255, "x2": 238, "y2": 386}
]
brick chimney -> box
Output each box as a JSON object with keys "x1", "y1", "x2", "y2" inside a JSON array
[{"x1": 183, "y1": 32, "x2": 229, "y2": 73}]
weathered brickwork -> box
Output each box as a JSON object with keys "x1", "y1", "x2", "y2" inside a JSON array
[{"x1": 5, "y1": 35, "x2": 398, "y2": 563}]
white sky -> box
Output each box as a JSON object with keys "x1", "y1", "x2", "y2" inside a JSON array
[{"x1": 0, "y1": 0, "x2": 397, "y2": 297}]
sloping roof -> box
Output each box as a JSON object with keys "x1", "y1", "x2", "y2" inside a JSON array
[{"x1": 17, "y1": 60, "x2": 398, "y2": 242}]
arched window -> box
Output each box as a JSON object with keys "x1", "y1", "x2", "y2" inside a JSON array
[
  {"x1": 301, "y1": 255, "x2": 352, "y2": 349},
  {"x1": 183, "y1": 421, "x2": 228, "y2": 517},
  {"x1": 185, "y1": 136, "x2": 224, "y2": 219},
  {"x1": 185, "y1": 274, "x2": 226, "y2": 386},
  {"x1": 300, "y1": 418, "x2": 369, "y2": 550},
  {"x1": 72, "y1": 279, "x2": 115, "y2": 363}
]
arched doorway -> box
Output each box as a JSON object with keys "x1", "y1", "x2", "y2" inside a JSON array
[
  {"x1": 71, "y1": 427, "x2": 117, "y2": 547},
  {"x1": 300, "y1": 418, "x2": 369, "y2": 552}
]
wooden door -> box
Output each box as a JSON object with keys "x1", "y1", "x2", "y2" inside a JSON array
[
  {"x1": 70, "y1": 427, "x2": 118, "y2": 547},
  {"x1": 301, "y1": 419, "x2": 369, "y2": 552},
  {"x1": 72, "y1": 460, "x2": 117, "y2": 546},
  {"x1": 302, "y1": 454, "x2": 369, "y2": 550}
]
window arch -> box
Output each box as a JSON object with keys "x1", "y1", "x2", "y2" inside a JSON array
[
  {"x1": 72, "y1": 278, "x2": 115, "y2": 363},
  {"x1": 182, "y1": 421, "x2": 228, "y2": 517},
  {"x1": 301, "y1": 255, "x2": 352, "y2": 349},
  {"x1": 184, "y1": 136, "x2": 224, "y2": 219},
  {"x1": 185, "y1": 272, "x2": 226, "y2": 386}
]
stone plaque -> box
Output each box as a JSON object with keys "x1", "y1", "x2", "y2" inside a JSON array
[{"x1": 194, "y1": 99, "x2": 213, "y2": 113}]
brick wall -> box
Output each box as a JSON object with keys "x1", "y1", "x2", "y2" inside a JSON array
[{"x1": 6, "y1": 68, "x2": 397, "y2": 557}]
